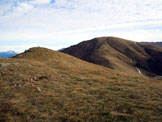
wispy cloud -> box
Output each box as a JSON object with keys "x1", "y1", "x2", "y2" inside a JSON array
[
  {"x1": 0, "y1": 0, "x2": 162, "y2": 51},
  {"x1": 29, "y1": 0, "x2": 51, "y2": 4}
]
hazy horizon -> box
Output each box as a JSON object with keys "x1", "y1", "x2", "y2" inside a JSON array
[{"x1": 0, "y1": 0, "x2": 162, "y2": 52}]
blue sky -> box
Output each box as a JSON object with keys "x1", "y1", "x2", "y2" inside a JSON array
[{"x1": 0, "y1": 0, "x2": 162, "y2": 52}]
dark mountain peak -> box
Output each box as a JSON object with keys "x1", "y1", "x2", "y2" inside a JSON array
[
  {"x1": 64, "y1": 36, "x2": 134, "y2": 54},
  {"x1": 94, "y1": 36, "x2": 134, "y2": 43},
  {"x1": 86, "y1": 36, "x2": 129, "y2": 44},
  {"x1": 61, "y1": 37, "x2": 162, "y2": 77}
]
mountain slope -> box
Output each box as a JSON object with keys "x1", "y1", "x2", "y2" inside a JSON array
[
  {"x1": 141, "y1": 42, "x2": 162, "y2": 47},
  {"x1": 0, "y1": 51, "x2": 17, "y2": 58},
  {"x1": 13, "y1": 47, "x2": 117, "y2": 76},
  {"x1": 1, "y1": 47, "x2": 162, "y2": 121},
  {"x1": 61, "y1": 37, "x2": 162, "y2": 76}
]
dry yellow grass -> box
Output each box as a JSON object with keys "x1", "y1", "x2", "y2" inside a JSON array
[{"x1": 0, "y1": 47, "x2": 162, "y2": 122}]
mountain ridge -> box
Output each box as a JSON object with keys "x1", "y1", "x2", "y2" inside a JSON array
[
  {"x1": 141, "y1": 41, "x2": 162, "y2": 47},
  {"x1": 0, "y1": 50, "x2": 17, "y2": 58},
  {"x1": 61, "y1": 37, "x2": 162, "y2": 77}
]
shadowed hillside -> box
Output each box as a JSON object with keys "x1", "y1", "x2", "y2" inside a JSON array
[
  {"x1": 141, "y1": 42, "x2": 162, "y2": 47},
  {"x1": 1, "y1": 47, "x2": 162, "y2": 121},
  {"x1": 61, "y1": 37, "x2": 162, "y2": 77}
]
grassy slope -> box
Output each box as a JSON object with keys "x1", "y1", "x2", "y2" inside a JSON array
[
  {"x1": 61, "y1": 37, "x2": 162, "y2": 76},
  {"x1": 0, "y1": 47, "x2": 162, "y2": 122}
]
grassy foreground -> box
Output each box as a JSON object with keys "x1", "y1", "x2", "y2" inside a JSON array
[{"x1": 0, "y1": 47, "x2": 162, "y2": 122}]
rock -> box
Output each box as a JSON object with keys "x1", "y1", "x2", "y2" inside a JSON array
[
  {"x1": 14, "y1": 83, "x2": 22, "y2": 88},
  {"x1": 33, "y1": 77, "x2": 38, "y2": 81},
  {"x1": 38, "y1": 75, "x2": 48, "y2": 80},
  {"x1": 30, "y1": 78, "x2": 34, "y2": 82},
  {"x1": 36, "y1": 87, "x2": 41, "y2": 91},
  {"x1": 0, "y1": 63, "x2": 11, "y2": 67}
]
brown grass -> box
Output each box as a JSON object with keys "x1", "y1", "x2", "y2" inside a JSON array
[
  {"x1": 0, "y1": 47, "x2": 162, "y2": 121},
  {"x1": 61, "y1": 37, "x2": 162, "y2": 76}
]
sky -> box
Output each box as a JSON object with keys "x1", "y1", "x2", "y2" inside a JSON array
[{"x1": 0, "y1": 0, "x2": 162, "y2": 52}]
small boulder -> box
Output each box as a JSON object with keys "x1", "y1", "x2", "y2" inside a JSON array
[
  {"x1": 36, "y1": 87, "x2": 41, "y2": 92},
  {"x1": 0, "y1": 63, "x2": 11, "y2": 67}
]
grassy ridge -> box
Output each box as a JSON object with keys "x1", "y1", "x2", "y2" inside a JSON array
[
  {"x1": 61, "y1": 37, "x2": 162, "y2": 76},
  {"x1": 0, "y1": 47, "x2": 162, "y2": 121}
]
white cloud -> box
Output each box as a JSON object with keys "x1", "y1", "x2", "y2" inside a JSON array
[
  {"x1": 115, "y1": 29, "x2": 162, "y2": 42},
  {"x1": 0, "y1": 43, "x2": 65, "y2": 53},
  {"x1": 0, "y1": 44, "x2": 38, "y2": 53},
  {"x1": 0, "y1": 0, "x2": 162, "y2": 51},
  {"x1": 4, "y1": 2, "x2": 34, "y2": 16},
  {"x1": 29, "y1": 0, "x2": 51, "y2": 4}
]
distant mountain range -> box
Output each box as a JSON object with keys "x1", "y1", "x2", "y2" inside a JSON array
[
  {"x1": 0, "y1": 51, "x2": 17, "y2": 58},
  {"x1": 141, "y1": 42, "x2": 162, "y2": 47},
  {"x1": 61, "y1": 37, "x2": 162, "y2": 77}
]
